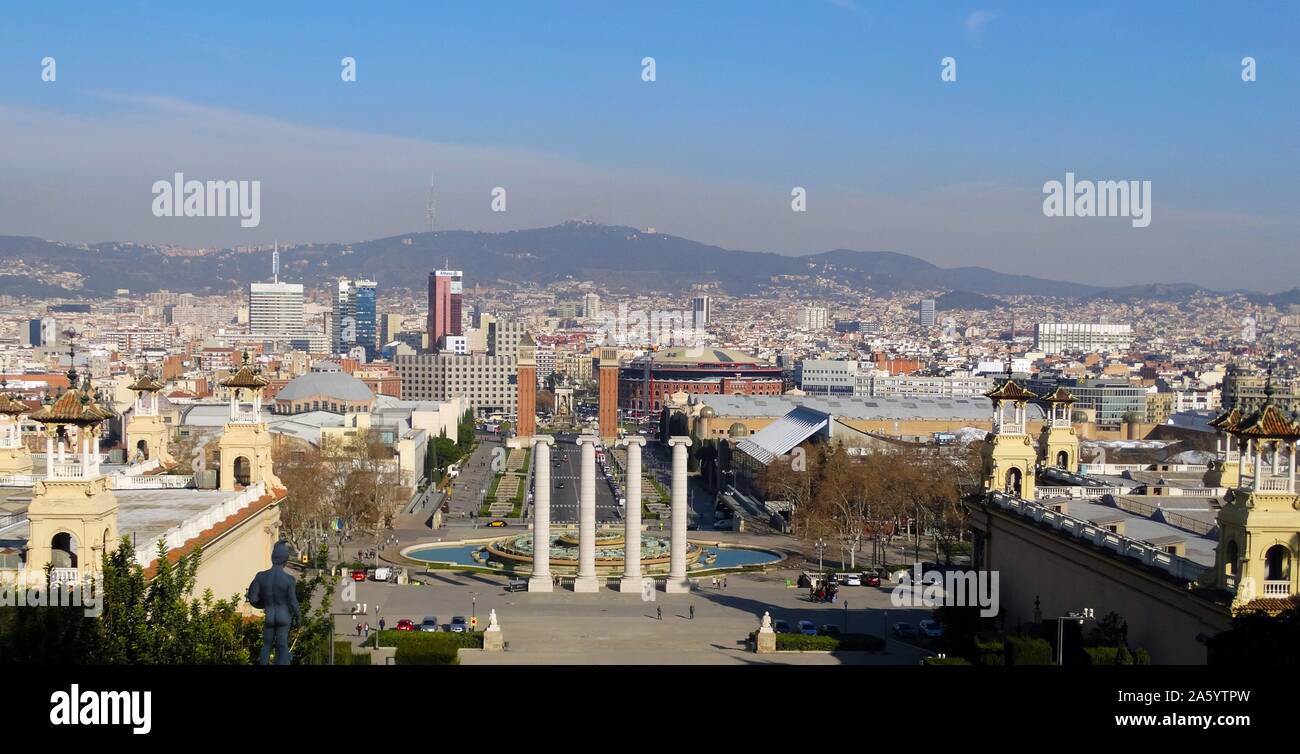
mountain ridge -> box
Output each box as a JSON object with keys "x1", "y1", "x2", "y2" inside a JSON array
[{"x1": 0, "y1": 222, "x2": 1291, "y2": 304}]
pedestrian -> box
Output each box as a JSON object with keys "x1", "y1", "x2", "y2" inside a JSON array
[
  {"x1": 356, "y1": 623, "x2": 362, "y2": 638},
  {"x1": 363, "y1": 623, "x2": 370, "y2": 638},
  {"x1": 689, "y1": 604, "x2": 695, "y2": 620},
  {"x1": 379, "y1": 617, "x2": 386, "y2": 632},
  {"x1": 657, "y1": 605, "x2": 662, "y2": 621},
  {"x1": 723, "y1": 576, "x2": 728, "y2": 589},
  {"x1": 711, "y1": 576, "x2": 717, "y2": 589}
]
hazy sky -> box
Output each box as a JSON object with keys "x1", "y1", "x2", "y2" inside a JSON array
[{"x1": 1, "y1": 2, "x2": 1297, "y2": 290}]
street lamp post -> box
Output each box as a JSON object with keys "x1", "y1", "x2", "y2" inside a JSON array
[
  {"x1": 844, "y1": 601, "x2": 849, "y2": 633},
  {"x1": 815, "y1": 538, "x2": 826, "y2": 575},
  {"x1": 1055, "y1": 608, "x2": 1095, "y2": 665}
]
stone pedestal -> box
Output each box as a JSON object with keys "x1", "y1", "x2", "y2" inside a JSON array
[
  {"x1": 573, "y1": 435, "x2": 601, "y2": 592},
  {"x1": 755, "y1": 611, "x2": 777, "y2": 653},
  {"x1": 665, "y1": 436, "x2": 693, "y2": 593},
  {"x1": 483, "y1": 628, "x2": 504, "y2": 651},
  {"x1": 528, "y1": 436, "x2": 555, "y2": 592},
  {"x1": 619, "y1": 436, "x2": 647, "y2": 593}
]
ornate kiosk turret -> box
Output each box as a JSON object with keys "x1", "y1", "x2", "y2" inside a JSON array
[
  {"x1": 981, "y1": 378, "x2": 1040, "y2": 500},
  {"x1": 1037, "y1": 386, "x2": 1080, "y2": 473},
  {"x1": 125, "y1": 369, "x2": 174, "y2": 466},
  {"x1": 1205, "y1": 405, "x2": 1244, "y2": 489},
  {"x1": 0, "y1": 382, "x2": 33, "y2": 475},
  {"x1": 1210, "y1": 370, "x2": 1300, "y2": 608},
  {"x1": 24, "y1": 371, "x2": 119, "y2": 582},
  {"x1": 217, "y1": 352, "x2": 282, "y2": 492}
]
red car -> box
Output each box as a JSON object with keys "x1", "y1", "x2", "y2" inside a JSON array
[
  {"x1": 395, "y1": 619, "x2": 415, "y2": 631},
  {"x1": 864, "y1": 572, "x2": 883, "y2": 587},
  {"x1": 350, "y1": 569, "x2": 366, "y2": 582}
]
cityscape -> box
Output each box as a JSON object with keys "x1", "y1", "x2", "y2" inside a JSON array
[{"x1": 1, "y1": 1, "x2": 1296, "y2": 735}]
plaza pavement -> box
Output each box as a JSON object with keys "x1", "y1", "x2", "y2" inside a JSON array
[{"x1": 334, "y1": 565, "x2": 934, "y2": 665}]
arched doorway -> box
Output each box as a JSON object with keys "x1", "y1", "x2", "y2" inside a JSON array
[
  {"x1": 1056, "y1": 450, "x2": 1069, "y2": 468},
  {"x1": 1265, "y1": 544, "x2": 1291, "y2": 582},
  {"x1": 1004, "y1": 468, "x2": 1023, "y2": 497},
  {"x1": 1223, "y1": 540, "x2": 1239, "y2": 580},
  {"x1": 50, "y1": 532, "x2": 78, "y2": 569},
  {"x1": 136, "y1": 439, "x2": 150, "y2": 461},
  {"x1": 233, "y1": 456, "x2": 252, "y2": 487}
]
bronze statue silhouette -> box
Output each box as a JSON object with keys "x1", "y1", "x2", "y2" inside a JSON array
[{"x1": 247, "y1": 540, "x2": 301, "y2": 665}]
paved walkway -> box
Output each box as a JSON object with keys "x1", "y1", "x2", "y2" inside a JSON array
[{"x1": 333, "y1": 565, "x2": 934, "y2": 665}]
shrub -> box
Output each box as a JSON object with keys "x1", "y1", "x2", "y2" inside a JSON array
[
  {"x1": 1084, "y1": 647, "x2": 1119, "y2": 666},
  {"x1": 1133, "y1": 648, "x2": 1151, "y2": 665},
  {"x1": 395, "y1": 643, "x2": 459, "y2": 665},
  {"x1": 1005, "y1": 635, "x2": 1053, "y2": 665},
  {"x1": 376, "y1": 629, "x2": 483, "y2": 650},
  {"x1": 975, "y1": 637, "x2": 1005, "y2": 666},
  {"x1": 923, "y1": 656, "x2": 972, "y2": 665},
  {"x1": 772, "y1": 633, "x2": 885, "y2": 652}
]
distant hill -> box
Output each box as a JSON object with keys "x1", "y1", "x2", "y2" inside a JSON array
[
  {"x1": 933, "y1": 291, "x2": 1003, "y2": 311},
  {"x1": 0, "y1": 222, "x2": 1278, "y2": 300}
]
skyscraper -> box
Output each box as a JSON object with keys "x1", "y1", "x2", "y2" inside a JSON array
[
  {"x1": 427, "y1": 269, "x2": 463, "y2": 352},
  {"x1": 249, "y1": 282, "x2": 305, "y2": 339},
  {"x1": 919, "y1": 299, "x2": 936, "y2": 327},
  {"x1": 332, "y1": 279, "x2": 378, "y2": 360},
  {"x1": 691, "y1": 295, "x2": 711, "y2": 327}
]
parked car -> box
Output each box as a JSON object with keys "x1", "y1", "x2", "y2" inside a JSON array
[
  {"x1": 918, "y1": 619, "x2": 945, "y2": 638},
  {"x1": 864, "y1": 571, "x2": 882, "y2": 587},
  {"x1": 841, "y1": 573, "x2": 862, "y2": 586},
  {"x1": 893, "y1": 622, "x2": 918, "y2": 639},
  {"x1": 713, "y1": 518, "x2": 732, "y2": 530},
  {"x1": 486, "y1": 519, "x2": 507, "y2": 528},
  {"x1": 506, "y1": 577, "x2": 528, "y2": 592},
  {"x1": 419, "y1": 616, "x2": 439, "y2": 632},
  {"x1": 773, "y1": 619, "x2": 792, "y2": 634},
  {"x1": 557, "y1": 482, "x2": 566, "y2": 489},
  {"x1": 818, "y1": 624, "x2": 842, "y2": 637},
  {"x1": 372, "y1": 567, "x2": 392, "y2": 582},
  {"x1": 797, "y1": 620, "x2": 818, "y2": 636},
  {"x1": 395, "y1": 619, "x2": 415, "y2": 631},
  {"x1": 449, "y1": 616, "x2": 469, "y2": 633},
  {"x1": 350, "y1": 569, "x2": 366, "y2": 582}
]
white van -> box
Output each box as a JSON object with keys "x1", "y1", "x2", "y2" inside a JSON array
[{"x1": 372, "y1": 567, "x2": 392, "y2": 582}]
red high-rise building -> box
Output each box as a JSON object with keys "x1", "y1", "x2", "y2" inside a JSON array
[{"x1": 426, "y1": 269, "x2": 463, "y2": 352}]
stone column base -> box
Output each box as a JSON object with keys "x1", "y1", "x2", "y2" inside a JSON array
[
  {"x1": 619, "y1": 576, "x2": 648, "y2": 594},
  {"x1": 483, "y1": 629, "x2": 504, "y2": 651},
  {"x1": 573, "y1": 576, "x2": 601, "y2": 593},
  {"x1": 664, "y1": 578, "x2": 692, "y2": 594},
  {"x1": 528, "y1": 576, "x2": 553, "y2": 592},
  {"x1": 756, "y1": 630, "x2": 776, "y2": 654}
]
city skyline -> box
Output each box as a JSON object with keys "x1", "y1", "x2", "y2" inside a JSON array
[{"x1": 1, "y1": 2, "x2": 1297, "y2": 289}]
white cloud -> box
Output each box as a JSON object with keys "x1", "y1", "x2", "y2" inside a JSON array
[{"x1": 963, "y1": 10, "x2": 996, "y2": 43}]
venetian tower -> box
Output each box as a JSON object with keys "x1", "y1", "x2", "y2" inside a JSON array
[
  {"x1": 125, "y1": 369, "x2": 174, "y2": 466},
  {"x1": 24, "y1": 370, "x2": 118, "y2": 580},
  {"x1": 1037, "y1": 387, "x2": 1080, "y2": 473},
  {"x1": 1209, "y1": 373, "x2": 1300, "y2": 609},
  {"x1": 217, "y1": 352, "x2": 282, "y2": 492},
  {"x1": 0, "y1": 384, "x2": 33, "y2": 475},
  {"x1": 981, "y1": 379, "x2": 1040, "y2": 500},
  {"x1": 516, "y1": 333, "x2": 536, "y2": 442}
]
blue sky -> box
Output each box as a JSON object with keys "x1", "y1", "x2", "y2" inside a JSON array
[{"x1": 1, "y1": 1, "x2": 1297, "y2": 289}]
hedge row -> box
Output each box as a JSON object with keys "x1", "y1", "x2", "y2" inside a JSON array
[
  {"x1": 1005, "y1": 635, "x2": 1054, "y2": 665},
  {"x1": 1084, "y1": 645, "x2": 1151, "y2": 665},
  {"x1": 375, "y1": 629, "x2": 484, "y2": 650},
  {"x1": 332, "y1": 640, "x2": 372, "y2": 666},
  {"x1": 923, "y1": 656, "x2": 972, "y2": 665},
  {"x1": 765, "y1": 633, "x2": 886, "y2": 652}
]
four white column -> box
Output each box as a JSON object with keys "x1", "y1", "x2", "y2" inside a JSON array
[
  {"x1": 573, "y1": 435, "x2": 601, "y2": 592},
  {"x1": 665, "y1": 436, "x2": 692, "y2": 593},
  {"x1": 619, "y1": 436, "x2": 647, "y2": 593}
]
